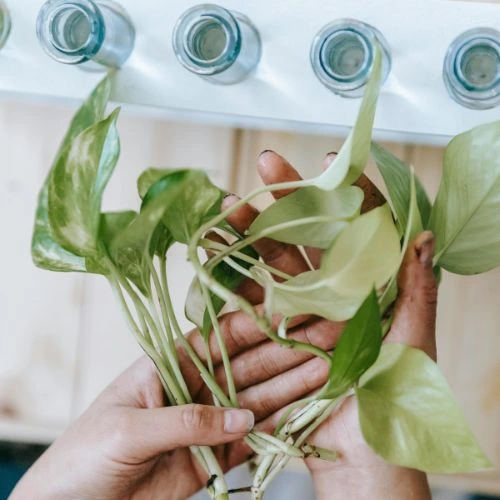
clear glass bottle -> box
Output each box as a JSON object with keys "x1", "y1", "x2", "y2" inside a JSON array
[
  {"x1": 310, "y1": 19, "x2": 392, "y2": 98},
  {"x1": 443, "y1": 27, "x2": 500, "y2": 110},
  {"x1": 0, "y1": 1, "x2": 11, "y2": 50},
  {"x1": 172, "y1": 4, "x2": 261, "y2": 85},
  {"x1": 36, "y1": 0, "x2": 135, "y2": 71}
]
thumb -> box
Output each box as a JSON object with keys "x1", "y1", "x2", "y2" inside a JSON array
[
  {"x1": 123, "y1": 405, "x2": 255, "y2": 459},
  {"x1": 387, "y1": 231, "x2": 438, "y2": 360}
]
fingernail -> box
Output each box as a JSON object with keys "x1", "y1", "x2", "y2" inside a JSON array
[
  {"x1": 259, "y1": 149, "x2": 275, "y2": 157},
  {"x1": 326, "y1": 151, "x2": 338, "y2": 157},
  {"x1": 224, "y1": 409, "x2": 254, "y2": 434},
  {"x1": 223, "y1": 192, "x2": 235, "y2": 199},
  {"x1": 417, "y1": 232, "x2": 435, "y2": 267}
]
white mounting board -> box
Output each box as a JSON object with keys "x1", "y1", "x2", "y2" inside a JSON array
[{"x1": 1, "y1": 0, "x2": 500, "y2": 144}]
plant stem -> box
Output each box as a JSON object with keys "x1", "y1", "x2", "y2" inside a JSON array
[
  {"x1": 208, "y1": 215, "x2": 338, "y2": 271},
  {"x1": 200, "y1": 282, "x2": 238, "y2": 407},
  {"x1": 161, "y1": 270, "x2": 234, "y2": 407},
  {"x1": 107, "y1": 266, "x2": 230, "y2": 499},
  {"x1": 188, "y1": 246, "x2": 330, "y2": 362},
  {"x1": 201, "y1": 239, "x2": 293, "y2": 281}
]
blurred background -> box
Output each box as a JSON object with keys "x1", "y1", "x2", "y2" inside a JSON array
[{"x1": 1, "y1": 0, "x2": 500, "y2": 498}]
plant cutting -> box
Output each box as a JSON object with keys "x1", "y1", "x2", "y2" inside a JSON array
[{"x1": 32, "y1": 46, "x2": 499, "y2": 499}]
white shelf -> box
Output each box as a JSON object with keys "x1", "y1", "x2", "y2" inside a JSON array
[{"x1": 1, "y1": 0, "x2": 499, "y2": 144}]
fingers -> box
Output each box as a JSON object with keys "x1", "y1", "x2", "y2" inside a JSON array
[
  {"x1": 196, "y1": 319, "x2": 341, "y2": 401},
  {"x1": 321, "y1": 152, "x2": 386, "y2": 214},
  {"x1": 235, "y1": 356, "x2": 329, "y2": 421},
  {"x1": 222, "y1": 195, "x2": 309, "y2": 277},
  {"x1": 122, "y1": 405, "x2": 255, "y2": 460},
  {"x1": 387, "y1": 231, "x2": 438, "y2": 360},
  {"x1": 257, "y1": 150, "x2": 303, "y2": 199}
]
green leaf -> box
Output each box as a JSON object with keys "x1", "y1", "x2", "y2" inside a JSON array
[
  {"x1": 137, "y1": 168, "x2": 179, "y2": 199},
  {"x1": 429, "y1": 120, "x2": 500, "y2": 274},
  {"x1": 379, "y1": 168, "x2": 423, "y2": 312},
  {"x1": 31, "y1": 77, "x2": 111, "y2": 272},
  {"x1": 270, "y1": 270, "x2": 364, "y2": 322},
  {"x1": 141, "y1": 169, "x2": 224, "y2": 244},
  {"x1": 311, "y1": 45, "x2": 383, "y2": 191},
  {"x1": 87, "y1": 211, "x2": 154, "y2": 295},
  {"x1": 48, "y1": 109, "x2": 121, "y2": 257},
  {"x1": 110, "y1": 173, "x2": 194, "y2": 296},
  {"x1": 321, "y1": 204, "x2": 401, "y2": 297},
  {"x1": 32, "y1": 185, "x2": 86, "y2": 272},
  {"x1": 356, "y1": 343, "x2": 491, "y2": 473},
  {"x1": 248, "y1": 186, "x2": 363, "y2": 249},
  {"x1": 324, "y1": 289, "x2": 381, "y2": 398},
  {"x1": 371, "y1": 142, "x2": 431, "y2": 232},
  {"x1": 185, "y1": 246, "x2": 258, "y2": 337}
]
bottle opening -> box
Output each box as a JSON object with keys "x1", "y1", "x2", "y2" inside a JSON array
[
  {"x1": 444, "y1": 28, "x2": 500, "y2": 109},
  {"x1": 50, "y1": 6, "x2": 92, "y2": 53},
  {"x1": 320, "y1": 30, "x2": 371, "y2": 82},
  {"x1": 311, "y1": 19, "x2": 391, "y2": 98},
  {"x1": 188, "y1": 18, "x2": 228, "y2": 62},
  {"x1": 458, "y1": 42, "x2": 499, "y2": 90}
]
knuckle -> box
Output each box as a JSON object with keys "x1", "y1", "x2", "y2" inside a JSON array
[{"x1": 182, "y1": 404, "x2": 212, "y2": 430}]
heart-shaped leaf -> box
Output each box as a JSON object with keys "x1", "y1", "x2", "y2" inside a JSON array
[
  {"x1": 48, "y1": 108, "x2": 121, "y2": 257},
  {"x1": 429, "y1": 120, "x2": 500, "y2": 274},
  {"x1": 32, "y1": 77, "x2": 111, "y2": 272},
  {"x1": 356, "y1": 343, "x2": 491, "y2": 473}
]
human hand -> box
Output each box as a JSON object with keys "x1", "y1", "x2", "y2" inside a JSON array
[
  {"x1": 222, "y1": 150, "x2": 437, "y2": 499},
  {"x1": 11, "y1": 248, "x2": 342, "y2": 500}
]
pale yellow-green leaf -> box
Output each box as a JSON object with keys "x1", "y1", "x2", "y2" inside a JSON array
[
  {"x1": 270, "y1": 270, "x2": 363, "y2": 322},
  {"x1": 312, "y1": 45, "x2": 383, "y2": 191},
  {"x1": 357, "y1": 344, "x2": 491, "y2": 473},
  {"x1": 321, "y1": 205, "x2": 400, "y2": 297},
  {"x1": 429, "y1": 120, "x2": 500, "y2": 274},
  {"x1": 248, "y1": 186, "x2": 363, "y2": 249}
]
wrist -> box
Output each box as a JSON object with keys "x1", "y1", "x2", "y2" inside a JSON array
[{"x1": 312, "y1": 463, "x2": 431, "y2": 500}]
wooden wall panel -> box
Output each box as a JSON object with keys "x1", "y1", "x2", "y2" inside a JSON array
[{"x1": 0, "y1": 100, "x2": 81, "y2": 438}]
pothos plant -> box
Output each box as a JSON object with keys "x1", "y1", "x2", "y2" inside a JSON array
[{"x1": 32, "y1": 47, "x2": 499, "y2": 499}]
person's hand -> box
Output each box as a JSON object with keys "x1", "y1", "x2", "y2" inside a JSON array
[
  {"x1": 221, "y1": 150, "x2": 437, "y2": 499},
  {"x1": 11, "y1": 232, "x2": 343, "y2": 500}
]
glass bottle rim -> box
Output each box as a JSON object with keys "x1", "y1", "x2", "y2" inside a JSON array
[
  {"x1": 310, "y1": 18, "x2": 391, "y2": 97},
  {"x1": 443, "y1": 27, "x2": 500, "y2": 109},
  {"x1": 0, "y1": 0, "x2": 12, "y2": 50},
  {"x1": 172, "y1": 3, "x2": 242, "y2": 76},
  {"x1": 37, "y1": 0, "x2": 105, "y2": 64}
]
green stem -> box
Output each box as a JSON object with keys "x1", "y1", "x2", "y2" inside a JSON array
[
  {"x1": 148, "y1": 255, "x2": 191, "y2": 400},
  {"x1": 189, "y1": 248, "x2": 330, "y2": 362},
  {"x1": 107, "y1": 265, "x2": 229, "y2": 498},
  {"x1": 201, "y1": 239, "x2": 293, "y2": 281},
  {"x1": 208, "y1": 215, "x2": 337, "y2": 271},
  {"x1": 161, "y1": 270, "x2": 233, "y2": 407},
  {"x1": 200, "y1": 282, "x2": 238, "y2": 407}
]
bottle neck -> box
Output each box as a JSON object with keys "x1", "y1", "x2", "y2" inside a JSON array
[
  {"x1": 444, "y1": 27, "x2": 500, "y2": 109},
  {"x1": 173, "y1": 4, "x2": 261, "y2": 85},
  {"x1": 311, "y1": 19, "x2": 391, "y2": 98},
  {"x1": 37, "y1": 0, "x2": 135, "y2": 70}
]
